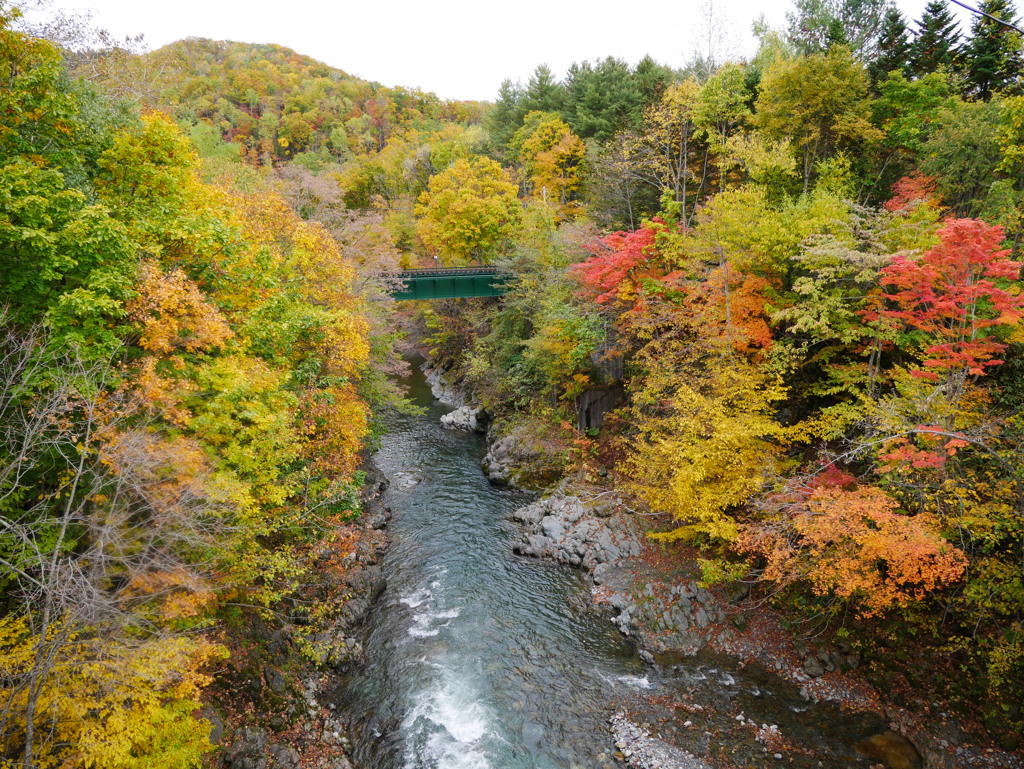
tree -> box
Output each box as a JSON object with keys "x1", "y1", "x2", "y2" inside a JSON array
[
  {"x1": 622, "y1": 80, "x2": 705, "y2": 220},
  {"x1": 510, "y1": 111, "x2": 586, "y2": 214},
  {"x1": 415, "y1": 157, "x2": 522, "y2": 265},
  {"x1": 740, "y1": 484, "x2": 968, "y2": 617},
  {"x1": 754, "y1": 46, "x2": 881, "y2": 192},
  {"x1": 633, "y1": 55, "x2": 673, "y2": 108},
  {"x1": 870, "y1": 217, "x2": 1024, "y2": 397},
  {"x1": 0, "y1": 325, "x2": 229, "y2": 769},
  {"x1": 961, "y1": 0, "x2": 1024, "y2": 100},
  {"x1": 485, "y1": 78, "x2": 525, "y2": 157},
  {"x1": 868, "y1": 71, "x2": 955, "y2": 199},
  {"x1": 909, "y1": 0, "x2": 962, "y2": 78},
  {"x1": 785, "y1": 0, "x2": 891, "y2": 58},
  {"x1": 920, "y1": 98, "x2": 1003, "y2": 216},
  {"x1": 563, "y1": 58, "x2": 644, "y2": 142},
  {"x1": 0, "y1": 9, "x2": 83, "y2": 169},
  {"x1": 584, "y1": 136, "x2": 663, "y2": 229},
  {"x1": 626, "y1": 341, "x2": 788, "y2": 544},
  {"x1": 695, "y1": 63, "x2": 751, "y2": 193},
  {"x1": 521, "y1": 64, "x2": 566, "y2": 115},
  {"x1": 868, "y1": 7, "x2": 914, "y2": 85},
  {"x1": 0, "y1": 161, "x2": 136, "y2": 355}
]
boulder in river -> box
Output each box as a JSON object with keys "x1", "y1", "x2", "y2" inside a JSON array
[
  {"x1": 440, "y1": 405, "x2": 486, "y2": 433},
  {"x1": 509, "y1": 494, "x2": 725, "y2": 654},
  {"x1": 481, "y1": 423, "x2": 567, "y2": 489}
]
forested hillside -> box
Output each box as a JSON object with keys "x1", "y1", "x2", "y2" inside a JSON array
[{"x1": 2, "y1": 0, "x2": 1024, "y2": 763}]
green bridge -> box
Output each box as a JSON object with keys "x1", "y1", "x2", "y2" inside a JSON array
[{"x1": 392, "y1": 267, "x2": 512, "y2": 300}]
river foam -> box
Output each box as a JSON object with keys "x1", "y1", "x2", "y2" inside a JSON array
[{"x1": 404, "y1": 674, "x2": 493, "y2": 769}]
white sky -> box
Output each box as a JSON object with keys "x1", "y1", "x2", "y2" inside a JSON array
[{"x1": 35, "y1": 0, "x2": 977, "y2": 102}]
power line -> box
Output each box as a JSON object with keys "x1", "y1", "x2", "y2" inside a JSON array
[{"x1": 948, "y1": 0, "x2": 1024, "y2": 35}]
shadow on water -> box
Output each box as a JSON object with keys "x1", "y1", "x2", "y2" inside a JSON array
[{"x1": 331, "y1": 363, "x2": 889, "y2": 769}]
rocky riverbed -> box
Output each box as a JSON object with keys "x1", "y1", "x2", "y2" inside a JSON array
[
  {"x1": 610, "y1": 713, "x2": 712, "y2": 769},
  {"x1": 509, "y1": 493, "x2": 726, "y2": 656}
]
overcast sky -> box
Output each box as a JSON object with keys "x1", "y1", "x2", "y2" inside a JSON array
[{"x1": 34, "y1": 0, "x2": 978, "y2": 102}]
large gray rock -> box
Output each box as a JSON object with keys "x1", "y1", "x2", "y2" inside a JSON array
[
  {"x1": 540, "y1": 515, "x2": 564, "y2": 540},
  {"x1": 440, "y1": 405, "x2": 485, "y2": 433},
  {"x1": 263, "y1": 666, "x2": 287, "y2": 695},
  {"x1": 510, "y1": 500, "x2": 546, "y2": 525},
  {"x1": 480, "y1": 426, "x2": 567, "y2": 489},
  {"x1": 481, "y1": 434, "x2": 517, "y2": 485},
  {"x1": 508, "y1": 493, "x2": 727, "y2": 655},
  {"x1": 199, "y1": 707, "x2": 224, "y2": 745},
  {"x1": 225, "y1": 727, "x2": 268, "y2": 769},
  {"x1": 268, "y1": 744, "x2": 301, "y2": 769},
  {"x1": 423, "y1": 365, "x2": 467, "y2": 407}
]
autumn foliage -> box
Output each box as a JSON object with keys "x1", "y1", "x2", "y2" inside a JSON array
[
  {"x1": 0, "y1": 17, "x2": 377, "y2": 768},
  {"x1": 872, "y1": 217, "x2": 1024, "y2": 380},
  {"x1": 740, "y1": 485, "x2": 968, "y2": 616},
  {"x1": 6, "y1": 0, "x2": 1024, "y2": 752}
]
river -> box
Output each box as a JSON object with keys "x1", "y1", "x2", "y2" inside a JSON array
[{"x1": 334, "y1": 364, "x2": 889, "y2": 769}]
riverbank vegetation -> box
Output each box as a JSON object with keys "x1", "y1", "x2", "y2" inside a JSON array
[{"x1": 2, "y1": 0, "x2": 1024, "y2": 763}]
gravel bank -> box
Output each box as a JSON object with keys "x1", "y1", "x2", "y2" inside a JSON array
[{"x1": 610, "y1": 713, "x2": 713, "y2": 769}]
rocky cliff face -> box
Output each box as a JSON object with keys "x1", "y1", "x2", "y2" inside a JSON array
[{"x1": 422, "y1": 363, "x2": 468, "y2": 408}]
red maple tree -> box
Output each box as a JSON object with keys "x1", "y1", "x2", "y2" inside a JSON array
[{"x1": 870, "y1": 218, "x2": 1024, "y2": 380}]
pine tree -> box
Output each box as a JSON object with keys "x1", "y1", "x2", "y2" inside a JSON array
[
  {"x1": 484, "y1": 79, "x2": 525, "y2": 158},
  {"x1": 961, "y1": 0, "x2": 1024, "y2": 99},
  {"x1": 563, "y1": 58, "x2": 644, "y2": 142},
  {"x1": 521, "y1": 64, "x2": 566, "y2": 115},
  {"x1": 785, "y1": 0, "x2": 890, "y2": 58},
  {"x1": 869, "y1": 7, "x2": 914, "y2": 85},
  {"x1": 634, "y1": 55, "x2": 673, "y2": 109},
  {"x1": 910, "y1": 0, "x2": 963, "y2": 77}
]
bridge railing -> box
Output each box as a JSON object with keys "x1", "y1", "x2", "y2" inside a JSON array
[{"x1": 396, "y1": 267, "x2": 501, "y2": 278}]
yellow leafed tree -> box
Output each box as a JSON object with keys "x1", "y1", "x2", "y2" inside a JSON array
[
  {"x1": 0, "y1": 615, "x2": 224, "y2": 769},
  {"x1": 627, "y1": 342, "x2": 787, "y2": 543}
]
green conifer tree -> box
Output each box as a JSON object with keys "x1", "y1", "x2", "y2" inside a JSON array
[
  {"x1": 869, "y1": 7, "x2": 914, "y2": 85},
  {"x1": 484, "y1": 79, "x2": 525, "y2": 158},
  {"x1": 910, "y1": 0, "x2": 963, "y2": 77},
  {"x1": 961, "y1": 0, "x2": 1023, "y2": 99},
  {"x1": 521, "y1": 64, "x2": 566, "y2": 115}
]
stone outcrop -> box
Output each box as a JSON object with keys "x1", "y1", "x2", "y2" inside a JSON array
[
  {"x1": 225, "y1": 727, "x2": 268, "y2": 769},
  {"x1": 481, "y1": 425, "x2": 566, "y2": 489},
  {"x1": 510, "y1": 494, "x2": 725, "y2": 655},
  {"x1": 422, "y1": 364, "x2": 466, "y2": 407},
  {"x1": 440, "y1": 405, "x2": 487, "y2": 433}
]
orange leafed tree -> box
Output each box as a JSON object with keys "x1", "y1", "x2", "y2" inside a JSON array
[
  {"x1": 740, "y1": 485, "x2": 968, "y2": 616},
  {"x1": 130, "y1": 260, "x2": 233, "y2": 357}
]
